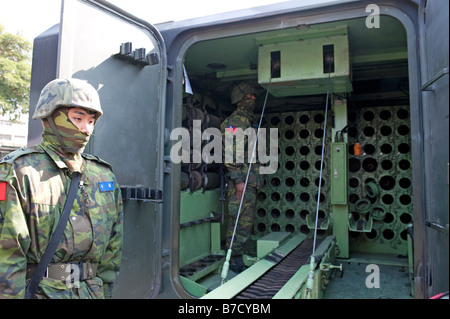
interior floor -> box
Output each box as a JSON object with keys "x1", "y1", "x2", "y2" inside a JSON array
[{"x1": 324, "y1": 253, "x2": 413, "y2": 299}]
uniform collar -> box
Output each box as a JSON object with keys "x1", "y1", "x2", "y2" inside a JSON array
[
  {"x1": 39, "y1": 143, "x2": 69, "y2": 170},
  {"x1": 38, "y1": 143, "x2": 86, "y2": 178},
  {"x1": 235, "y1": 105, "x2": 256, "y2": 121}
]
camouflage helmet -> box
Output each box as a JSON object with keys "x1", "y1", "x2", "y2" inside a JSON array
[
  {"x1": 32, "y1": 78, "x2": 103, "y2": 120},
  {"x1": 231, "y1": 83, "x2": 256, "y2": 104}
]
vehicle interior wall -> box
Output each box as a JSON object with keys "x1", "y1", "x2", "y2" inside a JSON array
[{"x1": 177, "y1": 15, "x2": 413, "y2": 298}]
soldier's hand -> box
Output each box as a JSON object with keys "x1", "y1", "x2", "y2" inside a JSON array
[{"x1": 235, "y1": 182, "x2": 245, "y2": 201}]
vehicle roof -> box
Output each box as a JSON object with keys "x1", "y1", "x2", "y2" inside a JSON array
[{"x1": 155, "y1": 0, "x2": 358, "y2": 32}]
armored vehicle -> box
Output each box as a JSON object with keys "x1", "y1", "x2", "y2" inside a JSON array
[{"x1": 28, "y1": 0, "x2": 448, "y2": 299}]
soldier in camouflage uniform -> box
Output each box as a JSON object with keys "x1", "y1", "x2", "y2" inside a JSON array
[
  {"x1": 221, "y1": 83, "x2": 263, "y2": 272},
  {"x1": 0, "y1": 78, "x2": 123, "y2": 299}
]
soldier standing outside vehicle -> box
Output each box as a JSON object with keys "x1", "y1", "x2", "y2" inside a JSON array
[
  {"x1": 221, "y1": 83, "x2": 263, "y2": 273},
  {"x1": 0, "y1": 78, "x2": 123, "y2": 299}
]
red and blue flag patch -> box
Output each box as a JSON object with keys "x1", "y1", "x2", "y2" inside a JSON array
[
  {"x1": 0, "y1": 182, "x2": 7, "y2": 201},
  {"x1": 227, "y1": 126, "x2": 237, "y2": 134}
]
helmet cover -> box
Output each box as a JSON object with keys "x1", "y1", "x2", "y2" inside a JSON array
[
  {"x1": 32, "y1": 78, "x2": 102, "y2": 119},
  {"x1": 231, "y1": 83, "x2": 256, "y2": 104}
]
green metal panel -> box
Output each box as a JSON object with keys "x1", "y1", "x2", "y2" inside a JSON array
[
  {"x1": 210, "y1": 221, "x2": 222, "y2": 253},
  {"x1": 255, "y1": 110, "x2": 333, "y2": 238},
  {"x1": 330, "y1": 99, "x2": 349, "y2": 258},
  {"x1": 179, "y1": 189, "x2": 222, "y2": 266},
  {"x1": 257, "y1": 25, "x2": 352, "y2": 97},
  {"x1": 257, "y1": 231, "x2": 291, "y2": 258},
  {"x1": 180, "y1": 276, "x2": 209, "y2": 297},
  {"x1": 332, "y1": 205, "x2": 349, "y2": 258},
  {"x1": 330, "y1": 142, "x2": 348, "y2": 204},
  {"x1": 347, "y1": 105, "x2": 412, "y2": 255}
]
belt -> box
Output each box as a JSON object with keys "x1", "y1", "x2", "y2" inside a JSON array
[{"x1": 26, "y1": 262, "x2": 98, "y2": 282}]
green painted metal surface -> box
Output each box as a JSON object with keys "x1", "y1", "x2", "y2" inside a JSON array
[
  {"x1": 330, "y1": 142, "x2": 348, "y2": 204},
  {"x1": 347, "y1": 105, "x2": 412, "y2": 255},
  {"x1": 257, "y1": 25, "x2": 352, "y2": 97},
  {"x1": 330, "y1": 99, "x2": 350, "y2": 258},
  {"x1": 180, "y1": 189, "x2": 222, "y2": 267},
  {"x1": 257, "y1": 231, "x2": 291, "y2": 258},
  {"x1": 255, "y1": 109, "x2": 333, "y2": 238}
]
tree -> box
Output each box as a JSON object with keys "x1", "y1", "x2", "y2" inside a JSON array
[{"x1": 0, "y1": 23, "x2": 32, "y2": 122}]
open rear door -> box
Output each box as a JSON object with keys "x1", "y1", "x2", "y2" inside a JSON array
[
  {"x1": 58, "y1": 0, "x2": 166, "y2": 298},
  {"x1": 417, "y1": 0, "x2": 449, "y2": 299}
]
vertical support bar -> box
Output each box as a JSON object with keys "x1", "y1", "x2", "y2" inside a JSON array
[
  {"x1": 407, "y1": 224, "x2": 415, "y2": 297},
  {"x1": 330, "y1": 143, "x2": 347, "y2": 204},
  {"x1": 331, "y1": 97, "x2": 349, "y2": 258},
  {"x1": 210, "y1": 220, "x2": 222, "y2": 253}
]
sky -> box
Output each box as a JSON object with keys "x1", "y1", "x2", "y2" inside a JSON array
[{"x1": 0, "y1": 0, "x2": 289, "y2": 43}]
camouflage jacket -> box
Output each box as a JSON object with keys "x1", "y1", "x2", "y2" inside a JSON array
[
  {"x1": 221, "y1": 106, "x2": 263, "y2": 188},
  {"x1": 0, "y1": 144, "x2": 123, "y2": 299}
]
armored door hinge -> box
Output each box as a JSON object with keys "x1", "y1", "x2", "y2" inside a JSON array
[
  {"x1": 114, "y1": 42, "x2": 159, "y2": 67},
  {"x1": 120, "y1": 186, "x2": 163, "y2": 203}
]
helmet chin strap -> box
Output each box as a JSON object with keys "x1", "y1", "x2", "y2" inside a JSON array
[{"x1": 46, "y1": 116, "x2": 86, "y2": 154}]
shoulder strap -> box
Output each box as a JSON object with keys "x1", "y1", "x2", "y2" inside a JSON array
[
  {"x1": 25, "y1": 172, "x2": 81, "y2": 299},
  {"x1": 0, "y1": 147, "x2": 43, "y2": 164},
  {"x1": 81, "y1": 153, "x2": 113, "y2": 170}
]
